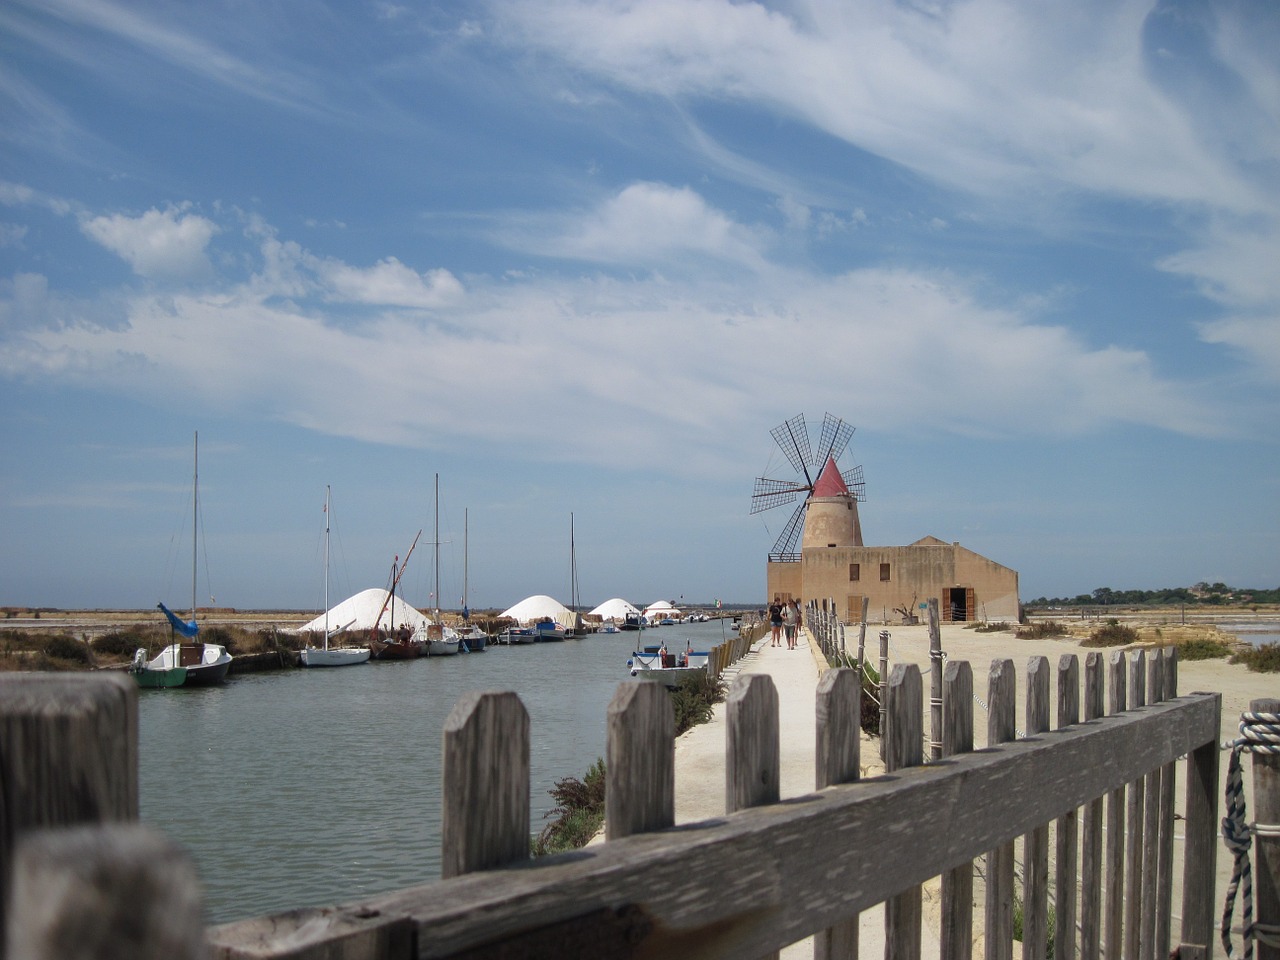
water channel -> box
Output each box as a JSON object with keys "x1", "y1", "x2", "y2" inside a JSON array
[{"x1": 138, "y1": 620, "x2": 735, "y2": 924}]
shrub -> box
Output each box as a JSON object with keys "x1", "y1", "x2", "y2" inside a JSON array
[
  {"x1": 670, "y1": 672, "x2": 725, "y2": 735},
  {"x1": 92, "y1": 631, "x2": 143, "y2": 658},
  {"x1": 43, "y1": 634, "x2": 92, "y2": 665},
  {"x1": 1176, "y1": 637, "x2": 1231, "y2": 661},
  {"x1": 1013, "y1": 895, "x2": 1056, "y2": 958},
  {"x1": 1083, "y1": 620, "x2": 1139, "y2": 647},
  {"x1": 533, "y1": 758, "x2": 606, "y2": 856},
  {"x1": 1231, "y1": 643, "x2": 1280, "y2": 673},
  {"x1": 1015, "y1": 620, "x2": 1068, "y2": 640},
  {"x1": 972, "y1": 621, "x2": 1011, "y2": 633}
]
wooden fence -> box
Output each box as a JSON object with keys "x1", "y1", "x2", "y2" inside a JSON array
[{"x1": 0, "y1": 650, "x2": 1243, "y2": 960}]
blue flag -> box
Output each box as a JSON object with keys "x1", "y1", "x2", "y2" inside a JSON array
[{"x1": 157, "y1": 602, "x2": 199, "y2": 638}]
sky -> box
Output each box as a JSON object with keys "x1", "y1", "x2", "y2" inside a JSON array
[{"x1": 1, "y1": 0, "x2": 1277, "y2": 612}]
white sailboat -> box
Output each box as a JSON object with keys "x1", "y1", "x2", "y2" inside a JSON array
[
  {"x1": 133, "y1": 431, "x2": 233, "y2": 687},
  {"x1": 565, "y1": 512, "x2": 587, "y2": 638},
  {"x1": 455, "y1": 507, "x2": 488, "y2": 651},
  {"x1": 424, "y1": 473, "x2": 461, "y2": 656},
  {"x1": 301, "y1": 486, "x2": 371, "y2": 667}
]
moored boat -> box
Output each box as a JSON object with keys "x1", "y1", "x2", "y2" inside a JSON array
[
  {"x1": 301, "y1": 487, "x2": 371, "y2": 668},
  {"x1": 627, "y1": 641, "x2": 709, "y2": 687}
]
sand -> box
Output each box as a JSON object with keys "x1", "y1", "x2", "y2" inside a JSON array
[{"x1": 669, "y1": 621, "x2": 1277, "y2": 959}]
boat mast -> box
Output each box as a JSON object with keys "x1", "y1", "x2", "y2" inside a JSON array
[
  {"x1": 463, "y1": 507, "x2": 468, "y2": 618},
  {"x1": 191, "y1": 430, "x2": 198, "y2": 622},
  {"x1": 434, "y1": 473, "x2": 440, "y2": 621},
  {"x1": 323, "y1": 485, "x2": 330, "y2": 650}
]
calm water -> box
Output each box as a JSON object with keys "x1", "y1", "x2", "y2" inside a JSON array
[{"x1": 138, "y1": 620, "x2": 735, "y2": 924}]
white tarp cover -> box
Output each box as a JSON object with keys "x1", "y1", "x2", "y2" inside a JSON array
[
  {"x1": 500, "y1": 594, "x2": 575, "y2": 627},
  {"x1": 295, "y1": 587, "x2": 432, "y2": 635},
  {"x1": 642, "y1": 600, "x2": 682, "y2": 619},
  {"x1": 589, "y1": 597, "x2": 641, "y2": 620}
]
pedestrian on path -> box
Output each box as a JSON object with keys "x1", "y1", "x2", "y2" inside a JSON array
[
  {"x1": 768, "y1": 596, "x2": 784, "y2": 647},
  {"x1": 783, "y1": 597, "x2": 801, "y2": 649}
]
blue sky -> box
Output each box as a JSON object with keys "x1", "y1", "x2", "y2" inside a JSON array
[{"x1": 2, "y1": 0, "x2": 1277, "y2": 611}]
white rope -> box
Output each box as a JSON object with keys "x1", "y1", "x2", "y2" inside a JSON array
[{"x1": 1221, "y1": 710, "x2": 1280, "y2": 960}]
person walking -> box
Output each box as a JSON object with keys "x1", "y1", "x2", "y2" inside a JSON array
[
  {"x1": 783, "y1": 598, "x2": 802, "y2": 650},
  {"x1": 768, "y1": 596, "x2": 784, "y2": 647}
]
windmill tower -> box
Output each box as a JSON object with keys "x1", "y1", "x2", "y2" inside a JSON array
[{"x1": 751, "y1": 413, "x2": 866, "y2": 562}]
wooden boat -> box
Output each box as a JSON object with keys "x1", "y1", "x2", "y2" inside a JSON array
[
  {"x1": 132, "y1": 432, "x2": 232, "y2": 688},
  {"x1": 533, "y1": 618, "x2": 566, "y2": 642},
  {"x1": 301, "y1": 487, "x2": 370, "y2": 668},
  {"x1": 369, "y1": 533, "x2": 426, "y2": 660}
]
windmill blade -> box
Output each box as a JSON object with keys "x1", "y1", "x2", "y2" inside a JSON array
[
  {"x1": 817, "y1": 413, "x2": 855, "y2": 465},
  {"x1": 770, "y1": 500, "x2": 807, "y2": 558},
  {"x1": 771, "y1": 413, "x2": 814, "y2": 483},
  {"x1": 751, "y1": 476, "x2": 807, "y2": 515},
  {"x1": 841, "y1": 464, "x2": 866, "y2": 501}
]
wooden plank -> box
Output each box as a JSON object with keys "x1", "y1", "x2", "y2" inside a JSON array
[
  {"x1": 985, "y1": 659, "x2": 1017, "y2": 960},
  {"x1": 1253, "y1": 697, "x2": 1280, "y2": 960},
  {"x1": 929, "y1": 598, "x2": 943, "y2": 761},
  {"x1": 1104, "y1": 652, "x2": 1127, "y2": 960},
  {"x1": 8, "y1": 824, "x2": 210, "y2": 960},
  {"x1": 941, "y1": 660, "x2": 975, "y2": 960},
  {"x1": 885, "y1": 664, "x2": 923, "y2": 960},
  {"x1": 606, "y1": 683, "x2": 674, "y2": 841},
  {"x1": 441, "y1": 691, "x2": 530, "y2": 878},
  {"x1": 1139, "y1": 654, "x2": 1163, "y2": 960},
  {"x1": 0, "y1": 673, "x2": 139, "y2": 952},
  {"x1": 207, "y1": 689, "x2": 1221, "y2": 960},
  {"x1": 1023, "y1": 657, "x2": 1051, "y2": 960},
  {"x1": 1179, "y1": 706, "x2": 1220, "y2": 959},
  {"x1": 1054, "y1": 655, "x2": 1081, "y2": 960},
  {"x1": 814, "y1": 668, "x2": 862, "y2": 960},
  {"x1": 1079, "y1": 653, "x2": 1104, "y2": 960},
  {"x1": 1154, "y1": 648, "x2": 1178, "y2": 960},
  {"x1": 1124, "y1": 651, "x2": 1146, "y2": 960}
]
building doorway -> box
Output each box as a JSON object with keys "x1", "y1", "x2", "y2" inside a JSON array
[{"x1": 947, "y1": 587, "x2": 974, "y2": 622}]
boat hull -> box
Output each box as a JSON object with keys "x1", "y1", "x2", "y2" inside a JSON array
[
  {"x1": 135, "y1": 642, "x2": 232, "y2": 686},
  {"x1": 301, "y1": 646, "x2": 371, "y2": 667}
]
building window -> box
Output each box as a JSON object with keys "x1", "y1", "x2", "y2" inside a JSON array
[
  {"x1": 849, "y1": 563, "x2": 860, "y2": 581},
  {"x1": 880, "y1": 563, "x2": 891, "y2": 581}
]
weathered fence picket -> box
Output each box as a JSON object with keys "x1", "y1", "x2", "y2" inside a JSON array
[
  {"x1": 1055, "y1": 654, "x2": 1081, "y2": 960},
  {"x1": 1, "y1": 647, "x2": 1235, "y2": 960},
  {"x1": 1125, "y1": 650, "x2": 1148, "y2": 960}
]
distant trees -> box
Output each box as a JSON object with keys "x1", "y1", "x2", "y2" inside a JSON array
[{"x1": 1027, "y1": 583, "x2": 1280, "y2": 606}]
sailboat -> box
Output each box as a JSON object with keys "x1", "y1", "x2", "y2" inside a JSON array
[
  {"x1": 132, "y1": 431, "x2": 233, "y2": 688},
  {"x1": 423, "y1": 473, "x2": 461, "y2": 656},
  {"x1": 368, "y1": 532, "x2": 424, "y2": 660},
  {"x1": 301, "y1": 486, "x2": 371, "y2": 667},
  {"x1": 454, "y1": 507, "x2": 487, "y2": 651},
  {"x1": 565, "y1": 512, "x2": 587, "y2": 639}
]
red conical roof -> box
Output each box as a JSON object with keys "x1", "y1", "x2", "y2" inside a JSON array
[{"x1": 811, "y1": 456, "x2": 849, "y2": 498}]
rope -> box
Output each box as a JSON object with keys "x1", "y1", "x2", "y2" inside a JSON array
[{"x1": 1220, "y1": 710, "x2": 1280, "y2": 960}]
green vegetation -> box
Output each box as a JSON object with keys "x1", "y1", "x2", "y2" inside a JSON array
[
  {"x1": 970, "y1": 621, "x2": 1012, "y2": 633},
  {"x1": 1175, "y1": 637, "x2": 1232, "y2": 661},
  {"x1": 1012, "y1": 895, "x2": 1056, "y2": 958},
  {"x1": 533, "y1": 759, "x2": 606, "y2": 856},
  {"x1": 1015, "y1": 620, "x2": 1068, "y2": 640},
  {"x1": 1231, "y1": 643, "x2": 1280, "y2": 673},
  {"x1": 1027, "y1": 582, "x2": 1280, "y2": 607},
  {"x1": 1082, "y1": 620, "x2": 1139, "y2": 647},
  {"x1": 824, "y1": 652, "x2": 881, "y2": 736},
  {"x1": 670, "y1": 672, "x2": 725, "y2": 735}
]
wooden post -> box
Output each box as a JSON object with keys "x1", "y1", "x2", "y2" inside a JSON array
[
  {"x1": 727, "y1": 673, "x2": 780, "y2": 960},
  {"x1": 0, "y1": 673, "x2": 139, "y2": 955},
  {"x1": 1155, "y1": 648, "x2": 1179, "y2": 960},
  {"x1": 606, "y1": 682, "x2": 674, "y2": 840},
  {"x1": 986, "y1": 658, "x2": 1017, "y2": 960},
  {"x1": 929, "y1": 598, "x2": 943, "y2": 762},
  {"x1": 1024, "y1": 656, "x2": 1051, "y2": 960},
  {"x1": 1079, "y1": 653, "x2": 1105, "y2": 960},
  {"x1": 857, "y1": 597, "x2": 869, "y2": 668},
  {"x1": 1124, "y1": 650, "x2": 1146, "y2": 960},
  {"x1": 879, "y1": 629, "x2": 889, "y2": 761},
  {"x1": 1253, "y1": 697, "x2": 1280, "y2": 960},
  {"x1": 886, "y1": 664, "x2": 923, "y2": 960},
  {"x1": 6, "y1": 824, "x2": 205, "y2": 960},
  {"x1": 1140, "y1": 652, "x2": 1163, "y2": 960},
  {"x1": 441, "y1": 690, "x2": 530, "y2": 878},
  {"x1": 941, "y1": 660, "x2": 975, "y2": 960},
  {"x1": 814, "y1": 668, "x2": 862, "y2": 960},
  {"x1": 1179, "y1": 691, "x2": 1220, "y2": 960},
  {"x1": 1055, "y1": 655, "x2": 1081, "y2": 960},
  {"x1": 1104, "y1": 652, "x2": 1128, "y2": 960}
]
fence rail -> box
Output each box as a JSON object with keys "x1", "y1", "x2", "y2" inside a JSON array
[{"x1": 1, "y1": 650, "x2": 1238, "y2": 960}]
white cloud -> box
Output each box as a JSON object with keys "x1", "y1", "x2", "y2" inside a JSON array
[
  {"x1": 80, "y1": 206, "x2": 218, "y2": 280},
  {"x1": 316, "y1": 256, "x2": 464, "y2": 308},
  {"x1": 503, "y1": 181, "x2": 770, "y2": 270}
]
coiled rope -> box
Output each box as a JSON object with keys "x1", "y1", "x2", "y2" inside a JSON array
[{"x1": 1221, "y1": 710, "x2": 1280, "y2": 960}]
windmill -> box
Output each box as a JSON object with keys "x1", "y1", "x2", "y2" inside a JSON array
[{"x1": 751, "y1": 413, "x2": 866, "y2": 561}]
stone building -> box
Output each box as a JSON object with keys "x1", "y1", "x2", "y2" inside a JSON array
[{"x1": 765, "y1": 457, "x2": 1020, "y2": 624}]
